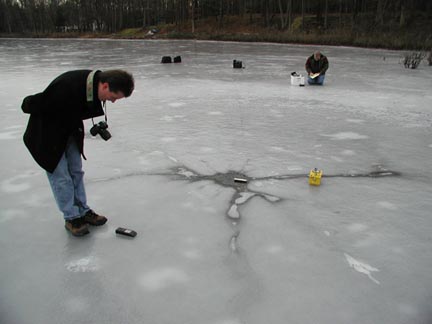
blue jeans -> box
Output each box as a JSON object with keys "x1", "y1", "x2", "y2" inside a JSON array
[
  {"x1": 307, "y1": 74, "x2": 325, "y2": 85},
  {"x1": 47, "y1": 137, "x2": 90, "y2": 220}
]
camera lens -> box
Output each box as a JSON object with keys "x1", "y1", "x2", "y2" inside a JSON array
[
  {"x1": 90, "y1": 124, "x2": 99, "y2": 136},
  {"x1": 100, "y1": 129, "x2": 112, "y2": 141}
]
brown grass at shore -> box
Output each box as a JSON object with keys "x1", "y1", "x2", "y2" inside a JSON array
[{"x1": 1, "y1": 14, "x2": 431, "y2": 51}]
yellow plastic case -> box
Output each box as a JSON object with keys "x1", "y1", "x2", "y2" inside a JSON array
[{"x1": 309, "y1": 168, "x2": 323, "y2": 186}]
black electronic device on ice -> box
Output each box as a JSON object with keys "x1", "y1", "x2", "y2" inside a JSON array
[
  {"x1": 161, "y1": 56, "x2": 172, "y2": 63},
  {"x1": 115, "y1": 227, "x2": 137, "y2": 237},
  {"x1": 233, "y1": 60, "x2": 243, "y2": 69}
]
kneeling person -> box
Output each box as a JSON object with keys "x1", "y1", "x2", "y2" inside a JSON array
[{"x1": 305, "y1": 51, "x2": 329, "y2": 85}]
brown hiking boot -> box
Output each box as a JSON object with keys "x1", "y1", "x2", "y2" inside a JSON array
[
  {"x1": 65, "y1": 217, "x2": 90, "y2": 236},
  {"x1": 84, "y1": 210, "x2": 107, "y2": 226}
]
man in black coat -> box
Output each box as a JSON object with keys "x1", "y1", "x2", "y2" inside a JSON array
[
  {"x1": 22, "y1": 69, "x2": 134, "y2": 236},
  {"x1": 305, "y1": 51, "x2": 329, "y2": 85}
]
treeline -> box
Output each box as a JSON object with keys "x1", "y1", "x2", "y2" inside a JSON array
[{"x1": 1, "y1": 0, "x2": 431, "y2": 35}]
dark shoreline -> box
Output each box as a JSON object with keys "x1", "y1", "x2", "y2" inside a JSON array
[{"x1": 0, "y1": 30, "x2": 430, "y2": 51}]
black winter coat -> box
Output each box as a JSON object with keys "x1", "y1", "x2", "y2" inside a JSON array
[
  {"x1": 305, "y1": 54, "x2": 329, "y2": 75},
  {"x1": 22, "y1": 70, "x2": 104, "y2": 173}
]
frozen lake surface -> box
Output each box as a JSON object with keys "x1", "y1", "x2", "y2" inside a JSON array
[{"x1": 1, "y1": 38, "x2": 432, "y2": 324}]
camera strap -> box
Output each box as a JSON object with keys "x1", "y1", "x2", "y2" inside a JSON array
[
  {"x1": 91, "y1": 101, "x2": 108, "y2": 126},
  {"x1": 86, "y1": 70, "x2": 97, "y2": 103}
]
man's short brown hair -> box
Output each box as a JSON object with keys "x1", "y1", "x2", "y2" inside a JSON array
[{"x1": 99, "y1": 70, "x2": 134, "y2": 97}]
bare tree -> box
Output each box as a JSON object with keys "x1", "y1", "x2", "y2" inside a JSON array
[
  {"x1": 301, "y1": 0, "x2": 305, "y2": 31},
  {"x1": 375, "y1": 0, "x2": 389, "y2": 27},
  {"x1": 324, "y1": 0, "x2": 328, "y2": 29},
  {"x1": 277, "y1": 0, "x2": 292, "y2": 30},
  {"x1": 1, "y1": 0, "x2": 13, "y2": 33},
  {"x1": 218, "y1": 0, "x2": 224, "y2": 28}
]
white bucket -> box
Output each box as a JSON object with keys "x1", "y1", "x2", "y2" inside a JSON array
[{"x1": 291, "y1": 74, "x2": 305, "y2": 86}]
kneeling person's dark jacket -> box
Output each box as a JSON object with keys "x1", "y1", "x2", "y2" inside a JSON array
[
  {"x1": 305, "y1": 54, "x2": 329, "y2": 75},
  {"x1": 22, "y1": 70, "x2": 104, "y2": 173}
]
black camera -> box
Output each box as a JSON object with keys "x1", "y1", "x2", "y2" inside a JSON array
[
  {"x1": 90, "y1": 121, "x2": 111, "y2": 141},
  {"x1": 233, "y1": 60, "x2": 243, "y2": 69}
]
